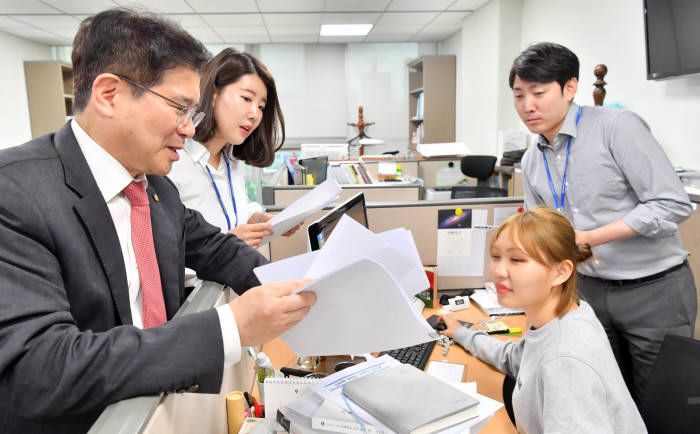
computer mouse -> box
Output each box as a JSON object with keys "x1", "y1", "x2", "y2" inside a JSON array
[{"x1": 434, "y1": 322, "x2": 447, "y2": 332}]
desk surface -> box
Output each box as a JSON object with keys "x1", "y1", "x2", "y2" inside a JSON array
[{"x1": 261, "y1": 303, "x2": 527, "y2": 434}]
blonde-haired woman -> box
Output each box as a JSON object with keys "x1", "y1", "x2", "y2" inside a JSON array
[{"x1": 440, "y1": 208, "x2": 646, "y2": 433}]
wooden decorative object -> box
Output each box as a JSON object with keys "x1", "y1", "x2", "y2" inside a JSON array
[
  {"x1": 593, "y1": 64, "x2": 608, "y2": 106},
  {"x1": 348, "y1": 106, "x2": 374, "y2": 135}
]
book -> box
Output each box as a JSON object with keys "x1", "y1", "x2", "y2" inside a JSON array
[
  {"x1": 311, "y1": 399, "x2": 386, "y2": 434},
  {"x1": 263, "y1": 377, "x2": 319, "y2": 420},
  {"x1": 342, "y1": 364, "x2": 479, "y2": 434}
]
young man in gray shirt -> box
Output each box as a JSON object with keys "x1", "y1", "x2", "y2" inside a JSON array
[{"x1": 513, "y1": 42, "x2": 696, "y2": 407}]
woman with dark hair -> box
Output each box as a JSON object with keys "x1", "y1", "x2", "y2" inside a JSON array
[
  {"x1": 169, "y1": 48, "x2": 298, "y2": 250},
  {"x1": 439, "y1": 208, "x2": 646, "y2": 433}
]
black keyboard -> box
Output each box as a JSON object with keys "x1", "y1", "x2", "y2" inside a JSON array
[{"x1": 378, "y1": 340, "x2": 437, "y2": 371}]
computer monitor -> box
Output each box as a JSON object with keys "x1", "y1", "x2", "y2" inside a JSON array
[{"x1": 307, "y1": 192, "x2": 368, "y2": 251}]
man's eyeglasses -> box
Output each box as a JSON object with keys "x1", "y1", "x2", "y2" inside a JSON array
[{"x1": 115, "y1": 74, "x2": 205, "y2": 128}]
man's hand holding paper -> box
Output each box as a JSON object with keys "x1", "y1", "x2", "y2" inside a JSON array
[
  {"x1": 229, "y1": 280, "x2": 317, "y2": 346},
  {"x1": 253, "y1": 215, "x2": 436, "y2": 356}
]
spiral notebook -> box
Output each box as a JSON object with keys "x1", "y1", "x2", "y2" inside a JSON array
[{"x1": 263, "y1": 377, "x2": 319, "y2": 419}]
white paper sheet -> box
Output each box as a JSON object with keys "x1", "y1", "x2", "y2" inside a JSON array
[
  {"x1": 437, "y1": 228, "x2": 486, "y2": 277},
  {"x1": 472, "y1": 209, "x2": 488, "y2": 227},
  {"x1": 493, "y1": 206, "x2": 520, "y2": 226},
  {"x1": 426, "y1": 361, "x2": 465, "y2": 383},
  {"x1": 253, "y1": 250, "x2": 319, "y2": 283},
  {"x1": 261, "y1": 178, "x2": 341, "y2": 244},
  {"x1": 416, "y1": 142, "x2": 471, "y2": 157},
  {"x1": 256, "y1": 257, "x2": 436, "y2": 356},
  {"x1": 306, "y1": 216, "x2": 429, "y2": 296}
]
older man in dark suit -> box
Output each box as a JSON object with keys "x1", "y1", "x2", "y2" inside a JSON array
[{"x1": 0, "y1": 9, "x2": 316, "y2": 433}]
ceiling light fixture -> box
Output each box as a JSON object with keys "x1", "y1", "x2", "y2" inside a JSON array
[{"x1": 320, "y1": 24, "x2": 373, "y2": 36}]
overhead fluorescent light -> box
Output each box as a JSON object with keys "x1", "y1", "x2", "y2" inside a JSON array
[{"x1": 320, "y1": 24, "x2": 373, "y2": 36}]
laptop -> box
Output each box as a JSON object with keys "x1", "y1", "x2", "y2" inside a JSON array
[{"x1": 307, "y1": 192, "x2": 367, "y2": 251}]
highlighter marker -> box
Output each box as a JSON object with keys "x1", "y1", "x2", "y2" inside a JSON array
[{"x1": 487, "y1": 327, "x2": 522, "y2": 335}]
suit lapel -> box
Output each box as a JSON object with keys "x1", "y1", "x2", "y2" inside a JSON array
[{"x1": 54, "y1": 122, "x2": 133, "y2": 325}]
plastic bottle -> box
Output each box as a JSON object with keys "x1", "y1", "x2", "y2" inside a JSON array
[{"x1": 255, "y1": 352, "x2": 274, "y2": 383}]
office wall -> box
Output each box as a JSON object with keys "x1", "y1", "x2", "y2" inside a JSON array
[
  {"x1": 442, "y1": 0, "x2": 700, "y2": 168},
  {"x1": 521, "y1": 0, "x2": 700, "y2": 167},
  {"x1": 0, "y1": 30, "x2": 52, "y2": 149},
  {"x1": 438, "y1": 0, "x2": 523, "y2": 156}
]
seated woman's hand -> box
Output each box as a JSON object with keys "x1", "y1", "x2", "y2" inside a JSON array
[{"x1": 438, "y1": 313, "x2": 464, "y2": 339}]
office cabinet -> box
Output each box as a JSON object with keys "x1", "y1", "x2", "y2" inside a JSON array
[
  {"x1": 24, "y1": 61, "x2": 74, "y2": 138},
  {"x1": 408, "y1": 55, "x2": 455, "y2": 146}
]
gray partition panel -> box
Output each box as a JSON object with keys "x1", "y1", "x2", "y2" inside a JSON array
[{"x1": 88, "y1": 280, "x2": 226, "y2": 434}]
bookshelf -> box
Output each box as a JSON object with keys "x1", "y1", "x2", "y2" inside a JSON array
[
  {"x1": 408, "y1": 56, "x2": 455, "y2": 147},
  {"x1": 24, "y1": 61, "x2": 74, "y2": 138}
]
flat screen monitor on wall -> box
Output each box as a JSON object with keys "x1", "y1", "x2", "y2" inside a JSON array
[{"x1": 644, "y1": 0, "x2": 700, "y2": 79}]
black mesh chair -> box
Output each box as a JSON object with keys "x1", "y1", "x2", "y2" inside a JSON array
[
  {"x1": 502, "y1": 375, "x2": 517, "y2": 427},
  {"x1": 641, "y1": 334, "x2": 700, "y2": 433},
  {"x1": 460, "y1": 155, "x2": 497, "y2": 187}
]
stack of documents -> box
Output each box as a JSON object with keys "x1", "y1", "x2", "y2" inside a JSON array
[
  {"x1": 254, "y1": 215, "x2": 434, "y2": 356},
  {"x1": 261, "y1": 179, "x2": 341, "y2": 245},
  {"x1": 276, "y1": 356, "x2": 503, "y2": 434}
]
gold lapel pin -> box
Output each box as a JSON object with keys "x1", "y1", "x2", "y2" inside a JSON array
[{"x1": 153, "y1": 194, "x2": 159, "y2": 202}]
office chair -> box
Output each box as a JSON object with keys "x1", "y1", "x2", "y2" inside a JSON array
[
  {"x1": 502, "y1": 375, "x2": 517, "y2": 428},
  {"x1": 450, "y1": 186, "x2": 508, "y2": 199},
  {"x1": 641, "y1": 334, "x2": 700, "y2": 433},
  {"x1": 460, "y1": 155, "x2": 497, "y2": 187}
]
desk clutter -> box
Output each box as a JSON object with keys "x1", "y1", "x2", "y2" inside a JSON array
[{"x1": 263, "y1": 355, "x2": 502, "y2": 434}]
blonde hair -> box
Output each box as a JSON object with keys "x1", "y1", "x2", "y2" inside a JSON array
[{"x1": 490, "y1": 207, "x2": 593, "y2": 317}]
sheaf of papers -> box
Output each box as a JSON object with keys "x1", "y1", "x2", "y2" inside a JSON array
[
  {"x1": 261, "y1": 178, "x2": 341, "y2": 245},
  {"x1": 254, "y1": 215, "x2": 433, "y2": 356},
  {"x1": 416, "y1": 142, "x2": 471, "y2": 157}
]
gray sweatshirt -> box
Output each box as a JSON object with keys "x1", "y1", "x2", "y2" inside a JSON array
[{"x1": 453, "y1": 301, "x2": 646, "y2": 433}]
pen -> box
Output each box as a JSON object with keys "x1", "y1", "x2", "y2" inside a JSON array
[
  {"x1": 487, "y1": 327, "x2": 522, "y2": 335},
  {"x1": 258, "y1": 207, "x2": 266, "y2": 223}
]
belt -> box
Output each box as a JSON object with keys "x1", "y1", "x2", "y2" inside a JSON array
[{"x1": 580, "y1": 261, "x2": 687, "y2": 287}]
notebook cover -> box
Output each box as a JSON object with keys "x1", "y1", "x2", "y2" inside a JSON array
[{"x1": 343, "y1": 364, "x2": 479, "y2": 434}]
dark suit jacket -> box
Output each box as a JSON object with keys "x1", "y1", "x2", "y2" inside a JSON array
[{"x1": 0, "y1": 122, "x2": 268, "y2": 433}]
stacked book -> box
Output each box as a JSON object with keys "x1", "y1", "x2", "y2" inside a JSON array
[{"x1": 329, "y1": 163, "x2": 372, "y2": 184}]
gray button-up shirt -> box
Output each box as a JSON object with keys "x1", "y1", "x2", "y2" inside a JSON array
[{"x1": 521, "y1": 102, "x2": 692, "y2": 279}]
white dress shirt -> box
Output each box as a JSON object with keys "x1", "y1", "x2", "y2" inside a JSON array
[
  {"x1": 71, "y1": 120, "x2": 241, "y2": 366},
  {"x1": 168, "y1": 138, "x2": 262, "y2": 233}
]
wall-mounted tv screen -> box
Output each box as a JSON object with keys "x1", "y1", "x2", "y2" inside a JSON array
[{"x1": 645, "y1": 0, "x2": 700, "y2": 80}]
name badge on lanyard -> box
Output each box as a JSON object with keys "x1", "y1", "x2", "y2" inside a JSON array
[
  {"x1": 541, "y1": 106, "x2": 583, "y2": 212},
  {"x1": 205, "y1": 150, "x2": 239, "y2": 230}
]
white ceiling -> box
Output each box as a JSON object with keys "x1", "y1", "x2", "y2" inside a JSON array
[{"x1": 0, "y1": 0, "x2": 489, "y2": 46}]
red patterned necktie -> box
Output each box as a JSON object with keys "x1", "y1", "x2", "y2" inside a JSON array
[{"x1": 123, "y1": 181, "x2": 167, "y2": 328}]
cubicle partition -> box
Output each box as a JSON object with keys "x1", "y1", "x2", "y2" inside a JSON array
[
  {"x1": 89, "y1": 281, "x2": 257, "y2": 434},
  {"x1": 268, "y1": 197, "x2": 524, "y2": 290},
  {"x1": 262, "y1": 157, "x2": 467, "y2": 206}
]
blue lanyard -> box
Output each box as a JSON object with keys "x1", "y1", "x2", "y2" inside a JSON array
[
  {"x1": 541, "y1": 106, "x2": 583, "y2": 212},
  {"x1": 205, "y1": 150, "x2": 238, "y2": 230}
]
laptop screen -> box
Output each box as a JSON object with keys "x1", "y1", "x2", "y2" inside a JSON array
[{"x1": 307, "y1": 192, "x2": 367, "y2": 250}]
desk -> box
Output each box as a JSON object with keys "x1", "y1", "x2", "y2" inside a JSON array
[{"x1": 261, "y1": 303, "x2": 527, "y2": 434}]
